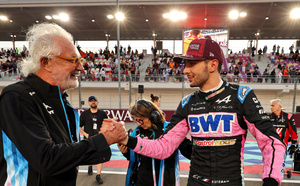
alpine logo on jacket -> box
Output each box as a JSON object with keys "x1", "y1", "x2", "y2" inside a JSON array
[
  {"x1": 188, "y1": 112, "x2": 238, "y2": 137},
  {"x1": 215, "y1": 95, "x2": 231, "y2": 104},
  {"x1": 43, "y1": 103, "x2": 54, "y2": 115}
]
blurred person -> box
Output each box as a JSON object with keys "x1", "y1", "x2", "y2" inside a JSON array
[
  {"x1": 117, "y1": 99, "x2": 191, "y2": 186},
  {"x1": 112, "y1": 38, "x2": 285, "y2": 186},
  {"x1": 283, "y1": 66, "x2": 289, "y2": 83},
  {"x1": 183, "y1": 29, "x2": 201, "y2": 55},
  {"x1": 277, "y1": 68, "x2": 283, "y2": 83},
  {"x1": 80, "y1": 96, "x2": 108, "y2": 184},
  {"x1": 270, "y1": 99, "x2": 298, "y2": 155},
  {"x1": 150, "y1": 94, "x2": 160, "y2": 108},
  {"x1": 0, "y1": 23, "x2": 126, "y2": 185},
  {"x1": 270, "y1": 68, "x2": 276, "y2": 83},
  {"x1": 263, "y1": 69, "x2": 269, "y2": 83}
]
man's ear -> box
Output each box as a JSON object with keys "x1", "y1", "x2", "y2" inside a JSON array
[
  {"x1": 209, "y1": 59, "x2": 219, "y2": 72},
  {"x1": 40, "y1": 57, "x2": 49, "y2": 67}
]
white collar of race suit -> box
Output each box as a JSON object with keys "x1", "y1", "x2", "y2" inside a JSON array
[{"x1": 199, "y1": 78, "x2": 223, "y2": 93}]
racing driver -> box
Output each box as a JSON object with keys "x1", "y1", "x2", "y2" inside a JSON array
[{"x1": 106, "y1": 38, "x2": 286, "y2": 186}]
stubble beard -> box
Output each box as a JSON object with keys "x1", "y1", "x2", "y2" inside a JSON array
[
  {"x1": 189, "y1": 65, "x2": 209, "y2": 88},
  {"x1": 53, "y1": 72, "x2": 78, "y2": 91}
]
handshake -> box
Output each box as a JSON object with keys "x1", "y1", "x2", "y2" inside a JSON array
[{"x1": 100, "y1": 118, "x2": 129, "y2": 145}]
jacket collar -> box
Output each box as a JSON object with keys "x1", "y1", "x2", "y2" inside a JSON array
[{"x1": 24, "y1": 73, "x2": 67, "y2": 98}]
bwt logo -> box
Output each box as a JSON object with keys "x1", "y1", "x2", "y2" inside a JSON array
[{"x1": 189, "y1": 113, "x2": 234, "y2": 134}]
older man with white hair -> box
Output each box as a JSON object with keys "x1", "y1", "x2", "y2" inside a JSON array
[
  {"x1": 270, "y1": 99, "x2": 298, "y2": 155},
  {"x1": 0, "y1": 23, "x2": 126, "y2": 185}
]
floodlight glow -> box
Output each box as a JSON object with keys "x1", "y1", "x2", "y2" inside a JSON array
[
  {"x1": 9, "y1": 20, "x2": 13, "y2": 22},
  {"x1": 59, "y1": 13, "x2": 69, "y2": 21},
  {"x1": 0, "y1": 16, "x2": 8, "y2": 21},
  {"x1": 107, "y1": 14, "x2": 114, "y2": 19},
  {"x1": 53, "y1": 15, "x2": 60, "y2": 20},
  {"x1": 36, "y1": 20, "x2": 39, "y2": 23},
  {"x1": 166, "y1": 11, "x2": 187, "y2": 21},
  {"x1": 163, "y1": 13, "x2": 169, "y2": 18},
  {"x1": 239, "y1": 12, "x2": 247, "y2": 17},
  {"x1": 290, "y1": 8, "x2": 300, "y2": 19},
  {"x1": 115, "y1": 12, "x2": 124, "y2": 21},
  {"x1": 204, "y1": 17, "x2": 207, "y2": 20},
  {"x1": 92, "y1": 19, "x2": 95, "y2": 22},
  {"x1": 45, "y1": 15, "x2": 52, "y2": 20},
  {"x1": 265, "y1": 16, "x2": 269, "y2": 20},
  {"x1": 229, "y1": 10, "x2": 239, "y2": 19}
]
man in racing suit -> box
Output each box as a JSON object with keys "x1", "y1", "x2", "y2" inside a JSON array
[
  {"x1": 108, "y1": 38, "x2": 286, "y2": 185},
  {"x1": 270, "y1": 99, "x2": 298, "y2": 155}
]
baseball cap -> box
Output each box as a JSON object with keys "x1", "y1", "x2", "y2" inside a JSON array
[
  {"x1": 174, "y1": 38, "x2": 224, "y2": 64},
  {"x1": 88, "y1": 96, "x2": 98, "y2": 101}
]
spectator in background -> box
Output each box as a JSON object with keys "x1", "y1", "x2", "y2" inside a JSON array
[
  {"x1": 289, "y1": 67, "x2": 296, "y2": 83},
  {"x1": 263, "y1": 69, "x2": 269, "y2": 83},
  {"x1": 80, "y1": 96, "x2": 108, "y2": 184},
  {"x1": 277, "y1": 45, "x2": 280, "y2": 54},
  {"x1": 150, "y1": 94, "x2": 160, "y2": 108},
  {"x1": 228, "y1": 63, "x2": 234, "y2": 73},
  {"x1": 246, "y1": 69, "x2": 252, "y2": 82},
  {"x1": 283, "y1": 66, "x2": 289, "y2": 83},
  {"x1": 289, "y1": 44, "x2": 294, "y2": 54},
  {"x1": 258, "y1": 48, "x2": 262, "y2": 61},
  {"x1": 263, "y1": 45, "x2": 267, "y2": 55},
  {"x1": 233, "y1": 66, "x2": 240, "y2": 82},
  {"x1": 277, "y1": 68, "x2": 283, "y2": 83},
  {"x1": 252, "y1": 69, "x2": 259, "y2": 82},
  {"x1": 271, "y1": 68, "x2": 276, "y2": 83}
]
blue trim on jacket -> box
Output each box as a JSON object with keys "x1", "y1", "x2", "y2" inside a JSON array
[{"x1": 125, "y1": 121, "x2": 180, "y2": 186}]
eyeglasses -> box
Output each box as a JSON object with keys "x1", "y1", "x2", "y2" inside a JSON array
[
  {"x1": 54, "y1": 55, "x2": 82, "y2": 67},
  {"x1": 133, "y1": 118, "x2": 146, "y2": 124}
]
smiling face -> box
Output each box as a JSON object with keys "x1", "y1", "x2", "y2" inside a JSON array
[
  {"x1": 183, "y1": 60, "x2": 210, "y2": 88},
  {"x1": 50, "y1": 36, "x2": 84, "y2": 92}
]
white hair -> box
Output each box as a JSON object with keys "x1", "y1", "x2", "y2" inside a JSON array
[
  {"x1": 21, "y1": 23, "x2": 74, "y2": 77},
  {"x1": 270, "y1": 99, "x2": 282, "y2": 106}
]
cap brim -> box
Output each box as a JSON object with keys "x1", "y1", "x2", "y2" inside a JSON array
[{"x1": 173, "y1": 56, "x2": 206, "y2": 63}]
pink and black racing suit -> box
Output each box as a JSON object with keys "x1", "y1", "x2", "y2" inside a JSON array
[{"x1": 127, "y1": 81, "x2": 286, "y2": 186}]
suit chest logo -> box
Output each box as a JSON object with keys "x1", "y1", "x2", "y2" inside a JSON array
[{"x1": 189, "y1": 113, "x2": 234, "y2": 134}]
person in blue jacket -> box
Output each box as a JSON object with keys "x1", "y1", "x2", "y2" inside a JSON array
[{"x1": 118, "y1": 99, "x2": 191, "y2": 186}]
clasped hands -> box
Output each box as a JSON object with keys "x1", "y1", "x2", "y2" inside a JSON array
[{"x1": 100, "y1": 118, "x2": 129, "y2": 145}]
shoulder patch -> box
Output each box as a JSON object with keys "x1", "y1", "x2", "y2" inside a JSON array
[
  {"x1": 237, "y1": 85, "x2": 252, "y2": 104},
  {"x1": 181, "y1": 93, "x2": 192, "y2": 108}
]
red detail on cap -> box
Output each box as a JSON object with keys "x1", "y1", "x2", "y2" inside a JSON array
[{"x1": 174, "y1": 38, "x2": 224, "y2": 64}]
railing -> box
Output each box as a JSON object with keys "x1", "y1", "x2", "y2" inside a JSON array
[{"x1": 221, "y1": 74, "x2": 300, "y2": 84}]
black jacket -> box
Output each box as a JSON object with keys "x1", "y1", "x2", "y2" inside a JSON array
[{"x1": 0, "y1": 74, "x2": 111, "y2": 186}]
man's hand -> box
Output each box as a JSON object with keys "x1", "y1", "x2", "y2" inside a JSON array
[
  {"x1": 100, "y1": 118, "x2": 117, "y2": 133},
  {"x1": 101, "y1": 119, "x2": 127, "y2": 145}
]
